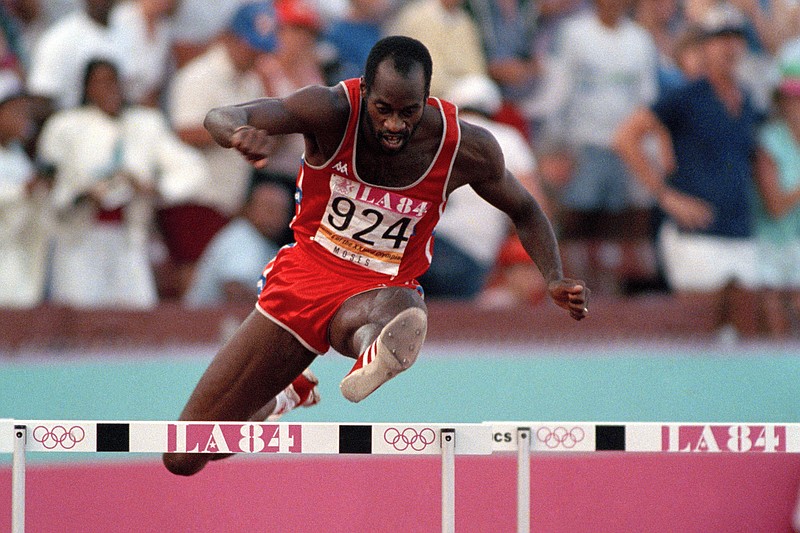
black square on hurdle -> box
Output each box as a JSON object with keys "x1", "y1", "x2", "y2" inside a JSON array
[
  {"x1": 97, "y1": 423, "x2": 130, "y2": 452},
  {"x1": 595, "y1": 425, "x2": 626, "y2": 451},
  {"x1": 339, "y1": 425, "x2": 372, "y2": 454}
]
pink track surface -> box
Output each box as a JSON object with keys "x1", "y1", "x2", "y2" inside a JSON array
[{"x1": 2, "y1": 454, "x2": 800, "y2": 532}]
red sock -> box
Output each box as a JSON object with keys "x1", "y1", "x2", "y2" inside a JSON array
[{"x1": 291, "y1": 373, "x2": 315, "y2": 405}]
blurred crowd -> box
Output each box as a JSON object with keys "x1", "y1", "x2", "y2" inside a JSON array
[{"x1": 2, "y1": 0, "x2": 800, "y2": 339}]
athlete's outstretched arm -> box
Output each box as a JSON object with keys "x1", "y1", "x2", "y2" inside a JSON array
[
  {"x1": 454, "y1": 122, "x2": 589, "y2": 320},
  {"x1": 203, "y1": 84, "x2": 348, "y2": 168}
]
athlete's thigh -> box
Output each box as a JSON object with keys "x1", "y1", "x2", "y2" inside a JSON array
[
  {"x1": 178, "y1": 309, "x2": 316, "y2": 422},
  {"x1": 328, "y1": 285, "x2": 426, "y2": 358}
]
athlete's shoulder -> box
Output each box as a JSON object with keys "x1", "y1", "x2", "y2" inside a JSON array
[
  {"x1": 449, "y1": 118, "x2": 505, "y2": 188},
  {"x1": 457, "y1": 119, "x2": 503, "y2": 165}
]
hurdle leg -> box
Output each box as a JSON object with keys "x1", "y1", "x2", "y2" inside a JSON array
[
  {"x1": 12, "y1": 424, "x2": 26, "y2": 533},
  {"x1": 441, "y1": 428, "x2": 455, "y2": 533},
  {"x1": 517, "y1": 427, "x2": 531, "y2": 533}
]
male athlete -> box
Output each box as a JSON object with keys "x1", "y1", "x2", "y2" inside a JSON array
[{"x1": 163, "y1": 36, "x2": 589, "y2": 476}]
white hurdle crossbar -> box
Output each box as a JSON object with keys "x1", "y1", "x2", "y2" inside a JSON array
[
  {"x1": 0, "y1": 420, "x2": 492, "y2": 533},
  {"x1": 6, "y1": 420, "x2": 800, "y2": 533}
]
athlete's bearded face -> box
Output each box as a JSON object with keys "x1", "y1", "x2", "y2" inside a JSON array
[{"x1": 361, "y1": 61, "x2": 427, "y2": 154}]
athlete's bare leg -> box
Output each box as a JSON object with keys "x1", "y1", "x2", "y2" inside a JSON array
[
  {"x1": 329, "y1": 286, "x2": 427, "y2": 402},
  {"x1": 163, "y1": 310, "x2": 316, "y2": 476}
]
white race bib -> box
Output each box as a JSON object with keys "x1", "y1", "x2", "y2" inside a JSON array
[{"x1": 314, "y1": 175, "x2": 430, "y2": 275}]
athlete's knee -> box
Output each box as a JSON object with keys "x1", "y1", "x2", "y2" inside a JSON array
[{"x1": 162, "y1": 452, "x2": 208, "y2": 477}]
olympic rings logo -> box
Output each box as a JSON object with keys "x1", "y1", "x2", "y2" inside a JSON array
[
  {"x1": 384, "y1": 427, "x2": 436, "y2": 451},
  {"x1": 32, "y1": 425, "x2": 86, "y2": 449},
  {"x1": 536, "y1": 426, "x2": 585, "y2": 449}
]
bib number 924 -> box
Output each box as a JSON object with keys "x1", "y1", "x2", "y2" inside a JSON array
[{"x1": 327, "y1": 196, "x2": 412, "y2": 249}]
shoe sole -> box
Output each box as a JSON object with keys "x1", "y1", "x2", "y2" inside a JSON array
[{"x1": 340, "y1": 307, "x2": 427, "y2": 403}]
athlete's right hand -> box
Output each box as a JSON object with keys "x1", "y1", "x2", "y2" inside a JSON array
[{"x1": 230, "y1": 125, "x2": 275, "y2": 169}]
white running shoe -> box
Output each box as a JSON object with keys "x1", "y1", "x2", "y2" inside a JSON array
[
  {"x1": 339, "y1": 307, "x2": 427, "y2": 403},
  {"x1": 267, "y1": 368, "x2": 321, "y2": 421}
]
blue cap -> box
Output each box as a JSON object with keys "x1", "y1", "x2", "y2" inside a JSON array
[{"x1": 230, "y1": 2, "x2": 278, "y2": 53}]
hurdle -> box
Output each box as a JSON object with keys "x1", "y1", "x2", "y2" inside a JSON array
[
  {"x1": 0, "y1": 420, "x2": 492, "y2": 533},
  {"x1": 489, "y1": 421, "x2": 800, "y2": 533},
  {"x1": 5, "y1": 420, "x2": 800, "y2": 533}
]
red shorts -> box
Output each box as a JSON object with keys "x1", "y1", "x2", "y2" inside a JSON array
[{"x1": 256, "y1": 244, "x2": 422, "y2": 354}]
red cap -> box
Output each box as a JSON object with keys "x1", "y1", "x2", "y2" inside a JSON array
[{"x1": 276, "y1": 0, "x2": 322, "y2": 32}]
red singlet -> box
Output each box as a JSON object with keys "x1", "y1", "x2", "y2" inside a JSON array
[{"x1": 256, "y1": 78, "x2": 461, "y2": 353}]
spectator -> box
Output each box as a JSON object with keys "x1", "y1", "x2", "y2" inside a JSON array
[
  {"x1": 38, "y1": 59, "x2": 205, "y2": 309},
  {"x1": 532, "y1": 0, "x2": 587, "y2": 56},
  {"x1": 16, "y1": 0, "x2": 80, "y2": 61},
  {"x1": 546, "y1": 0, "x2": 660, "y2": 293},
  {"x1": 251, "y1": 0, "x2": 327, "y2": 245},
  {"x1": 752, "y1": 57, "x2": 800, "y2": 337},
  {"x1": 464, "y1": 0, "x2": 540, "y2": 137},
  {"x1": 169, "y1": 0, "x2": 249, "y2": 68},
  {"x1": 548, "y1": 0, "x2": 658, "y2": 216},
  {"x1": 322, "y1": 0, "x2": 393, "y2": 84},
  {"x1": 0, "y1": 70, "x2": 52, "y2": 308},
  {"x1": 613, "y1": 3, "x2": 763, "y2": 339},
  {"x1": 110, "y1": 0, "x2": 179, "y2": 107},
  {"x1": 419, "y1": 74, "x2": 542, "y2": 300},
  {"x1": 0, "y1": 0, "x2": 36, "y2": 76},
  {"x1": 184, "y1": 180, "x2": 293, "y2": 307},
  {"x1": 26, "y1": 0, "x2": 121, "y2": 112},
  {"x1": 387, "y1": 0, "x2": 488, "y2": 98},
  {"x1": 633, "y1": 0, "x2": 686, "y2": 95},
  {"x1": 256, "y1": 0, "x2": 326, "y2": 177},
  {"x1": 163, "y1": 2, "x2": 277, "y2": 297},
  {"x1": 685, "y1": 0, "x2": 796, "y2": 112}
]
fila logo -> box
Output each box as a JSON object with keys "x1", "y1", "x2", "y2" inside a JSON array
[{"x1": 333, "y1": 161, "x2": 348, "y2": 175}]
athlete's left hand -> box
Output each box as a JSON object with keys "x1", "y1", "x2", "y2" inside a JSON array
[{"x1": 548, "y1": 279, "x2": 589, "y2": 321}]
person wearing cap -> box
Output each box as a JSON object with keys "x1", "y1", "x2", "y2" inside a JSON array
[
  {"x1": 751, "y1": 58, "x2": 800, "y2": 337},
  {"x1": 614, "y1": 2, "x2": 764, "y2": 339},
  {"x1": 0, "y1": 71, "x2": 52, "y2": 308},
  {"x1": 250, "y1": 0, "x2": 327, "y2": 244},
  {"x1": 163, "y1": 2, "x2": 278, "y2": 298},
  {"x1": 419, "y1": 74, "x2": 543, "y2": 301}
]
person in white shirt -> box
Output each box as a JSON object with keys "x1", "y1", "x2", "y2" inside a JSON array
[
  {"x1": 548, "y1": 0, "x2": 658, "y2": 214},
  {"x1": 26, "y1": 0, "x2": 121, "y2": 112},
  {"x1": 0, "y1": 71, "x2": 52, "y2": 308},
  {"x1": 38, "y1": 59, "x2": 208, "y2": 309},
  {"x1": 110, "y1": 0, "x2": 179, "y2": 107}
]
